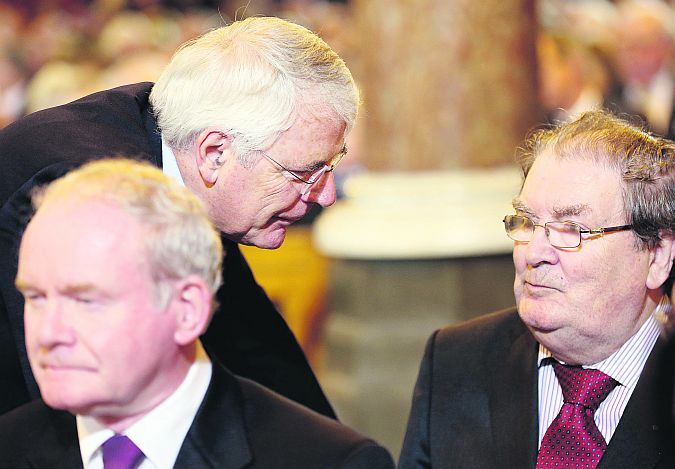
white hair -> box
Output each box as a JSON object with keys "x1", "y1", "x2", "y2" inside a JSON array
[
  {"x1": 150, "y1": 16, "x2": 359, "y2": 164},
  {"x1": 33, "y1": 158, "x2": 223, "y2": 313}
]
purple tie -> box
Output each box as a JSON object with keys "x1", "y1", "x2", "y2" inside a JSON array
[
  {"x1": 101, "y1": 434, "x2": 144, "y2": 469},
  {"x1": 535, "y1": 362, "x2": 618, "y2": 469}
]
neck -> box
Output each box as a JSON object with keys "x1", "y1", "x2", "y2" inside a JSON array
[{"x1": 93, "y1": 345, "x2": 196, "y2": 433}]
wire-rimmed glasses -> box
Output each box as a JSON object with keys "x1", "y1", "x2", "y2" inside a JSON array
[
  {"x1": 502, "y1": 214, "x2": 633, "y2": 249},
  {"x1": 263, "y1": 144, "x2": 347, "y2": 196}
]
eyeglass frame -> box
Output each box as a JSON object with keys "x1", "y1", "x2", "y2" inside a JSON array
[
  {"x1": 502, "y1": 214, "x2": 633, "y2": 249},
  {"x1": 262, "y1": 144, "x2": 347, "y2": 195}
]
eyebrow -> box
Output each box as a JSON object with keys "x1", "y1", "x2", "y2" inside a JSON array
[
  {"x1": 511, "y1": 198, "x2": 536, "y2": 218},
  {"x1": 14, "y1": 278, "x2": 31, "y2": 292},
  {"x1": 512, "y1": 198, "x2": 591, "y2": 220},
  {"x1": 14, "y1": 280, "x2": 99, "y2": 296},
  {"x1": 294, "y1": 144, "x2": 346, "y2": 173},
  {"x1": 296, "y1": 160, "x2": 326, "y2": 173},
  {"x1": 551, "y1": 203, "x2": 590, "y2": 219}
]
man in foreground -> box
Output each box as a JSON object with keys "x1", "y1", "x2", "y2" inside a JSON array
[
  {"x1": 0, "y1": 159, "x2": 394, "y2": 469},
  {"x1": 399, "y1": 110, "x2": 675, "y2": 468},
  {"x1": 0, "y1": 15, "x2": 358, "y2": 416}
]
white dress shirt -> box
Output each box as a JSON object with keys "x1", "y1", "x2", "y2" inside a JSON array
[
  {"x1": 537, "y1": 295, "x2": 671, "y2": 446},
  {"x1": 77, "y1": 342, "x2": 212, "y2": 469},
  {"x1": 161, "y1": 136, "x2": 185, "y2": 186}
]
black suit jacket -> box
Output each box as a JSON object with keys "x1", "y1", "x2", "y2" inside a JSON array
[
  {"x1": 0, "y1": 363, "x2": 395, "y2": 469},
  {"x1": 398, "y1": 308, "x2": 675, "y2": 469},
  {"x1": 0, "y1": 83, "x2": 334, "y2": 418}
]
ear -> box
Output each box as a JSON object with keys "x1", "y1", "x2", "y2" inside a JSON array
[
  {"x1": 195, "y1": 129, "x2": 233, "y2": 186},
  {"x1": 170, "y1": 275, "x2": 213, "y2": 346},
  {"x1": 646, "y1": 230, "x2": 675, "y2": 291}
]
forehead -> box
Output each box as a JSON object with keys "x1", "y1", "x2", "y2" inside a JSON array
[
  {"x1": 19, "y1": 199, "x2": 148, "y2": 280},
  {"x1": 275, "y1": 111, "x2": 346, "y2": 167},
  {"x1": 518, "y1": 149, "x2": 624, "y2": 219}
]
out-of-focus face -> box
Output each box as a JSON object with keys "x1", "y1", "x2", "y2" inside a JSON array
[
  {"x1": 17, "y1": 198, "x2": 186, "y2": 423},
  {"x1": 205, "y1": 112, "x2": 346, "y2": 249},
  {"x1": 614, "y1": 14, "x2": 672, "y2": 86},
  {"x1": 512, "y1": 149, "x2": 657, "y2": 364}
]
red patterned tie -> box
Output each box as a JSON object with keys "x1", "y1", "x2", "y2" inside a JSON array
[{"x1": 535, "y1": 362, "x2": 618, "y2": 469}]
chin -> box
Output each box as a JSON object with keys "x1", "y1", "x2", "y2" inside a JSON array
[
  {"x1": 251, "y1": 229, "x2": 287, "y2": 250},
  {"x1": 518, "y1": 299, "x2": 559, "y2": 331}
]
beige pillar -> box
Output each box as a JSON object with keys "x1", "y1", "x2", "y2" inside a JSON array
[{"x1": 351, "y1": 0, "x2": 540, "y2": 170}]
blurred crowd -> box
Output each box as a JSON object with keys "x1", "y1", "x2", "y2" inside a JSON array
[
  {"x1": 0, "y1": 0, "x2": 351, "y2": 128},
  {"x1": 538, "y1": 0, "x2": 675, "y2": 139},
  {"x1": 4, "y1": 0, "x2": 675, "y2": 141}
]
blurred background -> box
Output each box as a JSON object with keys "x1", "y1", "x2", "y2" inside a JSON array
[{"x1": 2, "y1": 0, "x2": 673, "y2": 458}]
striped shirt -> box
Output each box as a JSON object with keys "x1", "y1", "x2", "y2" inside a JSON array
[{"x1": 537, "y1": 295, "x2": 671, "y2": 446}]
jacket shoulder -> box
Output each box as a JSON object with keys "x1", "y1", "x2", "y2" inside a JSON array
[
  {"x1": 237, "y1": 376, "x2": 394, "y2": 468},
  {"x1": 0, "y1": 400, "x2": 78, "y2": 466},
  {"x1": 434, "y1": 306, "x2": 525, "y2": 356}
]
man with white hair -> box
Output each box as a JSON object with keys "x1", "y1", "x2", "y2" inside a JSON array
[
  {"x1": 0, "y1": 16, "x2": 357, "y2": 417},
  {"x1": 0, "y1": 159, "x2": 394, "y2": 469}
]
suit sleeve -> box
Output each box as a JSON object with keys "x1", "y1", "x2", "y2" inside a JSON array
[
  {"x1": 200, "y1": 237, "x2": 336, "y2": 419},
  {"x1": 398, "y1": 330, "x2": 439, "y2": 469},
  {"x1": 340, "y1": 442, "x2": 395, "y2": 469}
]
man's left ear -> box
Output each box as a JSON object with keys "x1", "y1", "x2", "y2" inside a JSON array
[
  {"x1": 646, "y1": 230, "x2": 675, "y2": 290},
  {"x1": 170, "y1": 275, "x2": 213, "y2": 346}
]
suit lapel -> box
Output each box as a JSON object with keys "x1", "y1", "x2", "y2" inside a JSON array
[
  {"x1": 490, "y1": 323, "x2": 539, "y2": 469},
  {"x1": 597, "y1": 339, "x2": 674, "y2": 469},
  {"x1": 174, "y1": 364, "x2": 252, "y2": 469}
]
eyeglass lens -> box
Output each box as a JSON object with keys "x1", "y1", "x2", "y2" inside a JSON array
[{"x1": 504, "y1": 215, "x2": 581, "y2": 248}]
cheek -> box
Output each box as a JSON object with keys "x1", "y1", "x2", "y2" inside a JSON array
[{"x1": 512, "y1": 246, "x2": 527, "y2": 274}]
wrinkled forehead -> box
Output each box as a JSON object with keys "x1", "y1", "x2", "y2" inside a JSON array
[{"x1": 519, "y1": 148, "x2": 626, "y2": 218}]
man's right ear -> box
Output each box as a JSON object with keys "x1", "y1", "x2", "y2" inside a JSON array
[{"x1": 195, "y1": 129, "x2": 232, "y2": 186}]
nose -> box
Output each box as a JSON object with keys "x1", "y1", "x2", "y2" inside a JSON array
[
  {"x1": 522, "y1": 224, "x2": 558, "y2": 267},
  {"x1": 29, "y1": 300, "x2": 74, "y2": 349},
  {"x1": 301, "y1": 172, "x2": 337, "y2": 207}
]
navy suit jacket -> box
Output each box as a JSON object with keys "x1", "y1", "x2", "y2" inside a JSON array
[
  {"x1": 0, "y1": 363, "x2": 395, "y2": 469},
  {"x1": 0, "y1": 83, "x2": 334, "y2": 418},
  {"x1": 398, "y1": 308, "x2": 675, "y2": 469}
]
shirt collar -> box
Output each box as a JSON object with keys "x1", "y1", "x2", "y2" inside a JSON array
[
  {"x1": 161, "y1": 136, "x2": 186, "y2": 186},
  {"x1": 77, "y1": 342, "x2": 212, "y2": 468},
  {"x1": 537, "y1": 296, "x2": 667, "y2": 389}
]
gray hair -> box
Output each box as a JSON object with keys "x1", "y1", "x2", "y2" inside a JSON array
[
  {"x1": 33, "y1": 158, "x2": 223, "y2": 312},
  {"x1": 149, "y1": 16, "x2": 359, "y2": 165}
]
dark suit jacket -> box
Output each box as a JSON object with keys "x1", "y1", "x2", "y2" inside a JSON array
[
  {"x1": 0, "y1": 83, "x2": 334, "y2": 418},
  {"x1": 0, "y1": 363, "x2": 395, "y2": 469},
  {"x1": 398, "y1": 308, "x2": 675, "y2": 469}
]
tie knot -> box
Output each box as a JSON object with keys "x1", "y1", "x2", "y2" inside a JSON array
[
  {"x1": 101, "y1": 434, "x2": 144, "y2": 469},
  {"x1": 552, "y1": 362, "x2": 617, "y2": 410}
]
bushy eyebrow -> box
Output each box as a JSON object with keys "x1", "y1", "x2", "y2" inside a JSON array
[
  {"x1": 512, "y1": 198, "x2": 591, "y2": 220},
  {"x1": 551, "y1": 204, "x2": 590, "y2": 219}
]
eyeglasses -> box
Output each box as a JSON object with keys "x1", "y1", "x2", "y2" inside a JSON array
[
  {"x1": 263, "y1": 144, "x2": 347, "y2": 196},
  {"x1": 502, "y1": 214, "x2": 633, "y2": 249}
]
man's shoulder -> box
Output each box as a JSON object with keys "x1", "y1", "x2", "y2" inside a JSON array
[
  {"x1": 0, "y1": 398, "x2": 75, "y2": 436},
  {"x1": 234, "y1": 374, "x2": 394, "y2": 467},
  {"x1": 3, "y1": 82, "x2": 153, "y2": 132},
  {"x1": 422, "y1": 306, "x2": 531, "y2": 373},
  {"x1": 434, "y1": 306, "x2": 525, "y2": 348},
  {"x1": 0, "y1": 399, "x2": 77, "y2": 463}
]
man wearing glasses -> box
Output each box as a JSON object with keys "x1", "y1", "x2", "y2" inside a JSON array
[
  {"x1": 0, "y1": 16, "x2": 354, "y2": 418},
  {"x1": 399, "y1": 110, "x2": 675, "y2": 469}
]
